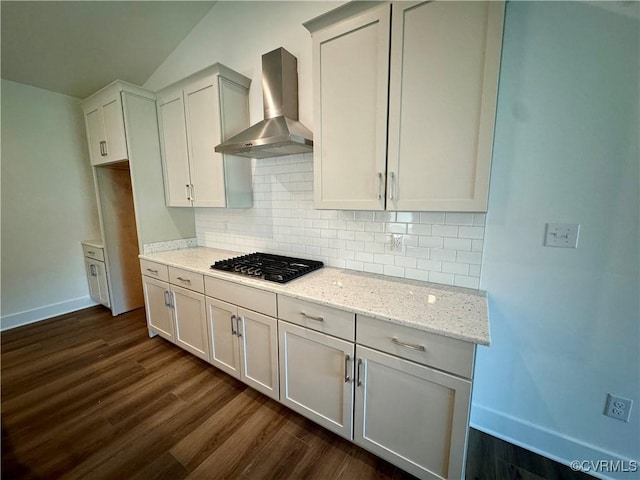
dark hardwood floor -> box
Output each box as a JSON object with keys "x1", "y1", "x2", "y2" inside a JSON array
[{"x1": 1, "y1": 306, "x2": 593, "y2": 480}]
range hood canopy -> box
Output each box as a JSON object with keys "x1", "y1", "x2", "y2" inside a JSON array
[{"x1": 215, "y1": 47, "x2": 313, "y2": 159}]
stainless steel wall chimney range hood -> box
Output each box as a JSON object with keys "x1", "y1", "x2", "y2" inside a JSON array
[{"x1": 215, "y1": 47, "x2": 313, "y2": 159}]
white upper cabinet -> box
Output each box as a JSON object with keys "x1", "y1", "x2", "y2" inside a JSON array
[
  {"x1": 311, "y1": 4, "x2": 390, "y2": 210},
  {"x1": 82, "y1": 86, "x2": 129, "y2": 166},
  {"x1": 156, "y1": 64, "x2": 253, "y2": 208},
  {"x1": 305, "y1": 1, "x2": 505, "y2": 212}
]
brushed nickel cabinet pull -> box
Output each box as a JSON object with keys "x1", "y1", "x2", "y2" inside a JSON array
[
  {"x1": 356, "y1": 358, "x2": 363, "y2": 387},
  {"x1": 230, "y1": 314, "x2": 237, "y2": 336},
  {"x1": 344, "y1": 354, "x2": 351, "y2": 383},
  {"x1": 236, "y1": 316, "x2": 243, "y2": 338},
  {"x1": 300, "y1": 311, "x2": 323, "y2": 322},
  {"x1": 388, "y1": 171, "x2": 396, "y2": 200},
  {"x1": 391, "y1": 337, "x2": 426, "y2": 352}
]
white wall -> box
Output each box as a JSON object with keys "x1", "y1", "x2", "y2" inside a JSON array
[
  {"x1": 1, "y1": 79, "x2": 101, "y2": 329},
  {"x1": 472, "y1": 2, "x2": 639, "y2": 476}
]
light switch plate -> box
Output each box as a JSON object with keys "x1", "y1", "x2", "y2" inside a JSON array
[{"x1": 545, "y1": 223, "x2": 580, "y2": 248}]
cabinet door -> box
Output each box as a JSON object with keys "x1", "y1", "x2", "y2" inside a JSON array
[
  {"x1": 312, "y1": 4, "x2": 390, "y2": 210},
  {"x1": 84, "y1": 259, "x2": 101, "y2": 302},
  {"x1": 354, "y1": 345, "x2": 471, "y2": 480},
  {"x1": 206, "y1": 297, "x2": 241, "y2": 378},
  {"x1": 142, "y1": 276, "x2": 174, "y2": 341},
  {"x1": 157, "y1": 91, "x2": 193, "y2": 207},
  {"x1": 101, "y1": 93, "x2": 129, "y2": 163},
  {"x1": 85, "y1": 107, "x2": 106, "y2": 165},
  {"x1": 237, "y1": 307, "x2": 279, "y2": 401},
  {"x1": 387, "y1": 1, "x2": 504, "y2": 212},
  {"x1": 93, "y1": 261, "x2": 111, "y2": 308},
  {"x1": 184, "y1": 76, "x2": 226, "y2": 207},
  {"x1": 171, "y1": 285, "x2": 208, "y2": 361},
  {"x1": 279, "y1": 321, "x2": 354, "y2": 439}
]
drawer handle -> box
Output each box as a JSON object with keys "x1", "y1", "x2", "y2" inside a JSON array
[
  {"x1": 236, "y1": 316, "x2": 243, "y2": 338},
  {"x1": 391, "y1": 337, "x2": 426, "y2": 352},
  {"x1": 87, "y1": 250, "x2": 96, "y2": 255},
  {"x1": 176, "y1": 276, "x2": 191, "y2": 284},
  {"x1": 146, "y1": 268, "x2": 159, "y2": 274},
  {"x1": 300, "y1": 311, "x2": 323, "y2": 322},
  {"x1": 344, "y1": 354, "x2": 351, "y2": 383}
]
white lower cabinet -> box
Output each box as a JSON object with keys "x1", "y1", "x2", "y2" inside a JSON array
[
  {"x1": 142, "y1": 275, "x2": 175, "y2": 341},
  {"x1": 82, "y1": 242, "x2": 110, "y2": 308},
  {"x1": 278, "y1": 320, "x2": 355, "y2": 440},
  {"x1": 84, "y1": 258, "x2": 110, "y2": 308},
  {"x1": 172, "y1": 285, "x2": 208, "y2": 360},
  {"x1": 206, "y1": 297, "x2": 279, "y2": 401},
  {"x1": 354, "y1": 345, "x2": 472, "y2": 480},
  {"x1": 140, "y1": 259, "x2": 478, "y2": 479},
  {"x1": 141, "y1": 263, "x2": 209, "y2": 361}
]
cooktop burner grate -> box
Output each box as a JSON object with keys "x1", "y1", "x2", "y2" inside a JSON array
[{"x1": 210, "y1": 252, "x2": 323, "y2": 283}]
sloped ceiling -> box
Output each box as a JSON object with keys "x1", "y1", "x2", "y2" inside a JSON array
[{"x1": 1, "y1": 1, "x2": 216, "y2": 99}]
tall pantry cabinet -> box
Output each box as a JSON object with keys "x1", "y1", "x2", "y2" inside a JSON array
[
  {"x1": 305, "y1": 1, "x2": 505, "y2": 212},
  {"x1": 81, "y1": 81, "x2": 196, "y2": 315}
]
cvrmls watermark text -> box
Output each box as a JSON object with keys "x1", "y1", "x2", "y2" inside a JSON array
[{"x1": 570, "y1": 460, "x2": 638, "y2": 473}]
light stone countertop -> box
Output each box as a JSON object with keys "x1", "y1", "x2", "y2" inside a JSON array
[{"x1": 139, "y1": 247, "x2": 490, "y2": 346}]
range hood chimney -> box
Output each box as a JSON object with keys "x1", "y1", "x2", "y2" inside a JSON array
[{"x1": 215, "y1": 48, "x2": 313, "y2": 159}]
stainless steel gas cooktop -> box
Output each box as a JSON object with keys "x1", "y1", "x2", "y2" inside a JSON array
[{"x1": 210, "y1": 252, "x2": 323, "y2": 283}]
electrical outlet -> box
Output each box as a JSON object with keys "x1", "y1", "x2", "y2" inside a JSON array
[
  {"x1": 391, "y1": 234, "x2": 404, "y2": 252},
  {"x1": 544, "y1": 223, "x2": 580, "y2": 248},
  {"x1": 604, "y1": 394, "x2": 633, "y2": 422}
]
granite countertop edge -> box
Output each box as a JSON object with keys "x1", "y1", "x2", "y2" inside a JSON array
[{"x1": 139, "y1": 247, "x2": 490, "y2": 346}]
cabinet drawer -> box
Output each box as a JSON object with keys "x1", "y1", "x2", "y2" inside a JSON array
[
  {"x1": 278, "y1": 296, "x2": 355, "y2": 342},
  {"x1": 356, "y1": 315, "x2": 475, "y2": 379},
  {"x1": 140, "y1": 259, "x2": 169, "y2": 282},
  {"x1": 83, "y1": 244, "x2": 104, "y2": 261},
  {"x1": 169, "y1": 266, "x2": 204, "y2": 293},
  {"x1": 205, "y1": 276, "x2": 276, "y2": 317}
]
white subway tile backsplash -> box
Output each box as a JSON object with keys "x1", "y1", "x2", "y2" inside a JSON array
[
  {"x1": 445, "y1": 212, "x2": 475, "y2": 225},
  {"x1": 454, "y1": 275, "x2": 480, "y2": 289},
  {"x1": 419, "y1": 236, "x2": 444, "y2": 248},
  {"x1": 443, "y1": 237, "x2": 472, "y2": 251},
  {"x1": 386, "y1": 223, "x2": 407, "y2": 234},
  {"x1": 396, "y1": 212, "x2": 420, "y2": 223},
  {"x1": 456, "y1": 251, "x2": 482, "y2": 265},
  {"x1": 420, "y1": 212, "x2": 446, "y2": 224},
  {"x1": 429, "y1": 271, "x2": 455, "y2": 285},
  {"x1": 432, "y1": 225, "x2": 459, "y2": 237},
  {"x1": 442, "y1": 261, "x2": 469, "y2": 276},
  {"x1": 407, "y1": 223, "x2": 432, "y2": 236},
  {"x1": 354, "y1": 251, "x2": 374, "y2": 263},
  {"x1": 375, "y1": 211, "x2": 397, "y2": 222},
  {"x1": 469, "y1": 264, "x2": 482, "y2": 278},
  {"x1": 384, "y1": 265, "x2": 406, "y2": 278},
  {"x1": 405, "y1": 246, "x2": 430, "y2": 259},
  {"x1": 195, "y1": 153, "x2": 486, "y2": 290},
  {"x1": 394, "y1": 256, "x2": 417, "y2": 269},
  {"x1": 458, "y1": 226, "x2": 485, "y2": 240},
  {"x1": 363, "y1": 263, "x2": 384, "y2": 274}
]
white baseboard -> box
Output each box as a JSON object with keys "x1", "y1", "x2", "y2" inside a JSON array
[
  {"x1": 1, "y1": 296, "x2": 98, "y2": 331},
  {"x1": 470, "y1": 403, "x2": 639, "y2": 480}
]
